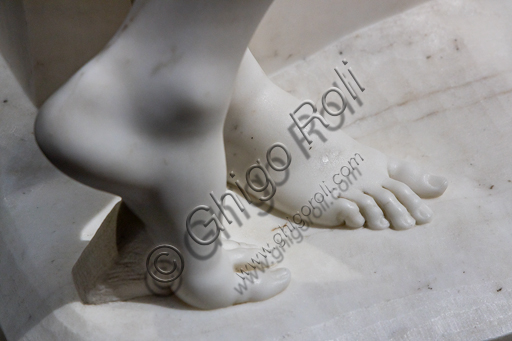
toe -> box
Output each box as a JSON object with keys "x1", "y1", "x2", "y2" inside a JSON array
[
  {"x1": 227, "y1": 247, "x2": 263, "y2": 267},
  {"x1": 233, "y1": 268, "x2": 291, "y2": 304},
  {"x1": 387, "y1": 157, "x2": 448, "y2": 198},
  {"x1": 351, "y1": 193, "x2": 390, "y2": 230},
  {"x1": 365, "y1": 187, "x2": 416, "y2": 230},
  {"x1": 382, "y1": 178, "x2": 433, "y2": 224},
  {"x1": 340, "y1": 199, "x2": 365, "y2": 228},
  {"x1": 335, "y1": 199, "x2": 365, "y2": 228}
]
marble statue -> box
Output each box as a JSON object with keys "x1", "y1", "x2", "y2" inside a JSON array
[{"x1": 34, "y1": 0, "x2": 447, "y2": 310}]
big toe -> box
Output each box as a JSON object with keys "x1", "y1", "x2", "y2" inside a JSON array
[
  {"x1": 424, "y1": 174, "x2": 449, "y2": 196},
  {"x1": 234, "y1": 268, "x2": 291, "y2": 304},
  {"x1": 388, "y1": 157, "x2": 448, "y2": 198}
]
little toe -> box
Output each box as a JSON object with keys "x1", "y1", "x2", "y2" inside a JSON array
[
  {"x1": 382, "y1": 178, "x2": 433, "y2": 224},
  {"x1": 233, "y1": 268, "x2": 291, "y2": 304},
  {"x1": 351, "y1": 193, "x2": 390, "y2": 230},
  {"x1": 388, "y1": 157, "x2": 448, "y2": 198},
  {"x1": 365, "y1": 187, "x2": 416, "y2": 230},
  {"x1": 335, "y1": 198, "x2": 365, "y2": 228}
]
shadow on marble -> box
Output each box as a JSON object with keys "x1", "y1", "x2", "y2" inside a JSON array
[
  {"x1": 2, "y1": 0, "x2": 512, "y2": 339},
  {"x1": 0, "y1": 54, "x2": 116, "y2": 339}
]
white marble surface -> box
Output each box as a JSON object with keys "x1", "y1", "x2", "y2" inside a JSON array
[
  {"x1": 21, "y1": 0, "x2": 131, "y2": 106},
  {"x1": 17, "y1": 0, "x2": 424, "y2": 106},
  {"x1": 249, "y1": 0, "x2": 428, "y2": 75},
  {"x1": 1, "y1": 0, "x2": 512, "y2": 339}
]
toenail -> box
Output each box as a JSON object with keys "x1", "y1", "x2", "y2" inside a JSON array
[
  {"x1": 272, "y1": 268, "x2": 290, "y2": 280},
  {"x1": 354, "y1": 215, "x2": 365, "y2": 227},
  {"x1": 416, "y1": 205, "x2": 433, "y2": 221},
  {"x1": 402, "y1": 215, "x2": 415, "y2": 227},
  {"x1": 427, "y1": 174, "x2": 448, "y2": 189},
  {"x1": 379, "y1": 217, "x2": 390, "y2": 228}
]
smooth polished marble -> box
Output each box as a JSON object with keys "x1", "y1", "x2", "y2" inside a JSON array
[
  {"x1": 18, "y1": 0, "x2": 425, "y2": 106},
  {"x1": 1, "y1": 0, "x2": 512, "y2": 339}
]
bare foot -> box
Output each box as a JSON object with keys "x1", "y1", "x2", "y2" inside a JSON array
[
  {"x1": 225, "y1": 50, "x2": 448, "y2": 230},
  {"x1": 34, "y1": 0, "x2": 290, "y2": 309}
]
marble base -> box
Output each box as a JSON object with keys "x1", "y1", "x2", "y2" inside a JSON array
[
  {"x1": 2, "y1": 0, "x2": 512, "y2": 340},
  {"x1": 72, "y1": 202, "x2": 156, "y2": 305}
]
